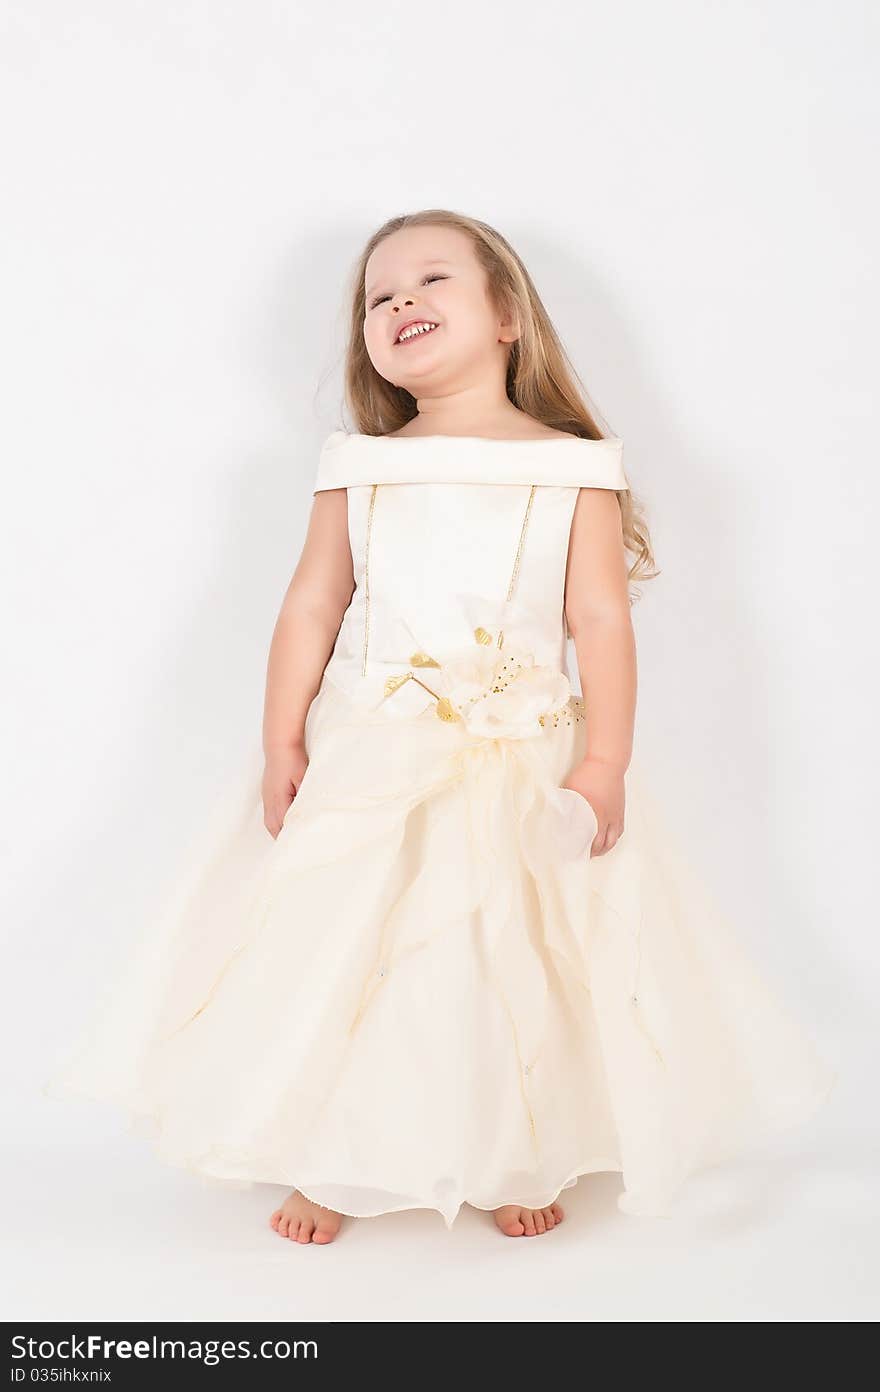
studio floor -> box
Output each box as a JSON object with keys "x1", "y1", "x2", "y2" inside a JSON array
[{"x1": 4, "y1": 1075, "x2": 878, "y2": 1323}]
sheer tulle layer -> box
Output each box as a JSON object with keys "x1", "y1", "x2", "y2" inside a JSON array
[{"x1": 45, "y1": 676, "x2": 834, "y2": 1227}]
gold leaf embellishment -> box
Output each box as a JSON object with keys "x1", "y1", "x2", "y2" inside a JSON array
[
  {"x1": 384, "y1": 670, "x2": 442, "y2": 702},
  {"x1": 384, "y1": 672, "x2": 412, "y2": 697}
]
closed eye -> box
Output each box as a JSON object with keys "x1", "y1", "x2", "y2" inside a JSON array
[{"x1": 369, "y1": 273, "x2": 447, "y2": 310}]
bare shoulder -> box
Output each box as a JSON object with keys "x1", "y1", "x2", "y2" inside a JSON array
[{"x1": 569, "y1": 486, "x2": 626, "y2": 558}]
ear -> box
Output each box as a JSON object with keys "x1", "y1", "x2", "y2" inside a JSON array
[{"x1": 498, "y1": 310, "x2": 522, "y2": 345}]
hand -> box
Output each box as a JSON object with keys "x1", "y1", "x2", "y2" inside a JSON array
[
  {"x1": 261, "y1": 742, "x2": 309, "y2": 839},
  {"x1": 562, "y1": 756, "x2": 626, "y2": 857}
]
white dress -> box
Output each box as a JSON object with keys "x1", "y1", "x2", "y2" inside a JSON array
[{"x1": 46, "y1": 430, "x2": 835, "y2": 1226}]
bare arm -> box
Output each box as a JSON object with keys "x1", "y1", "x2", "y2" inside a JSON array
[
  {"x1": 562, "y1": 487, "x2": 637, "y2": 854},
  {"x1": 262, "y1": 488, "x2": 354, "y2": 757}
]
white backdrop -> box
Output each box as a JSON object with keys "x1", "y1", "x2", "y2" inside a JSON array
[{"x1": 1, "y1": 0, "x2": 877, "y2": 1322}]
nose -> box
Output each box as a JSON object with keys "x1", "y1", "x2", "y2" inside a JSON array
[{"x1": 391, "y1": 297, "x2": 415, "y2": 312}]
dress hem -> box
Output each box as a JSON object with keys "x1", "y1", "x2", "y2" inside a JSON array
[{"x1": 43, "y1": 1062, "x2": 837, "y2": 1232}]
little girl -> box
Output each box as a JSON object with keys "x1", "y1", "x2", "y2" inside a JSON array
[{"x1": 48, "y1": 208, "x2": 834, "y2": 1244}]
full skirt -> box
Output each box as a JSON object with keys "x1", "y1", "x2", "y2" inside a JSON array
[{"x1": 45, "y1": 675, "x2": 835, "y2": 1227}]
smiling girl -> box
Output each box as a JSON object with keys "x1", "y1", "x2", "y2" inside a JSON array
[{"x1": 48, "y1": 208, "x2": 834, "y2": 1244}]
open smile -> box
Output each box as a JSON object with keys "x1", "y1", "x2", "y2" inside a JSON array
[{"x1": 394, "y1": 321, "x2": 441, "y2": 345}]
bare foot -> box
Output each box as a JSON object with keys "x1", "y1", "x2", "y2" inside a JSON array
[
  {"x1": 492, "y1": 1202, "x2": 564, "y2": 1237},
  {"x1": 269, "y1": 1190, "x2": 344, "y2": 1244}
]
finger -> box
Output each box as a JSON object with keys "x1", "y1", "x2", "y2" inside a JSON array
[{"x1": 590, "y1": 822, "x2": 609, "y2": 857}]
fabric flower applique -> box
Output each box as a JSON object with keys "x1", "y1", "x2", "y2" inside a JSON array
[
  {"x1": 432, "y1": 640, "x2": 571, "y2": 739},
  {"x1": 382, "y1": 593, "x2": 573, "y2": 740}
]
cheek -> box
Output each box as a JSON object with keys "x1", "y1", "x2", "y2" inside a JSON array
[
  {"x1": 363, "y1": 317, "x2": 387, "y2": 360},
  {"x1": 448, "y1": 308, "x2": 490, "y2": 353},
  {"x1": 445, "y1": 288, "x2": 487, "y2": 336}
]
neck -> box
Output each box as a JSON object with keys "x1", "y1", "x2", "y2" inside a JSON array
[{"x1": 411, "y1": 387, "x2": 525, "y2": 438}]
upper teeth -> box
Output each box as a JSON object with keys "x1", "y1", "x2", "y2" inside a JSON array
[{"x1": 397, "y1": 321, "x2": 438, "y2": 343}]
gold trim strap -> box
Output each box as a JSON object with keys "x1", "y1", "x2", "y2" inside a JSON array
[
  {"x1": 507, "y1": 485, "x2": 536, "y2": 602},
  {"x1": 497, "y1": 485, "x2": 536, "y2": 648},
  {"x1": 361, "y1": 483, "x2": 379, "y2": 676}
]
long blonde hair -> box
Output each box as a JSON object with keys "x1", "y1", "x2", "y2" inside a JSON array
[{"x1": 342, "y1": 208, "x2": 658, "y2": 589}]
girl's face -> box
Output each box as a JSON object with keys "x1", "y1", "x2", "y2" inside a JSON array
[{"x1": 363, "y1": 225, "x2": 518, "y2": 392}]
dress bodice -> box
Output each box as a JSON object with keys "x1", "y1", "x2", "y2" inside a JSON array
[{"x1": 311, "y1": 430, "x2": 629, "y2": 716}]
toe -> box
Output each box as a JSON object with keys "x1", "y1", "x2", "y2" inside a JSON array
[
  {"x1": 551, "y1": 1203, "x2": 564, "y2": 1222},
  {"x1": 521, "y1": 1209, "x2": 537, "y2": 1236},
  {"x1": 541, "y1": 1207, "x2": 556, "y2": 1229},
  {"x1": 494, "y1": 1205, "x2": 526, "y2": 1236},
  {"x1": 277, "y1": 1215, "x2": 290, "y2": 1237},
  {"x1": 269, "y1": 1209, "x2": 281, "y2": 1229},
  {"x1": 533, "y1": 1209, "x2": 546, "y2": 1234},
  {"x1": 297, "y1": 1219, "x2": 315, "y2": 1243}
]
